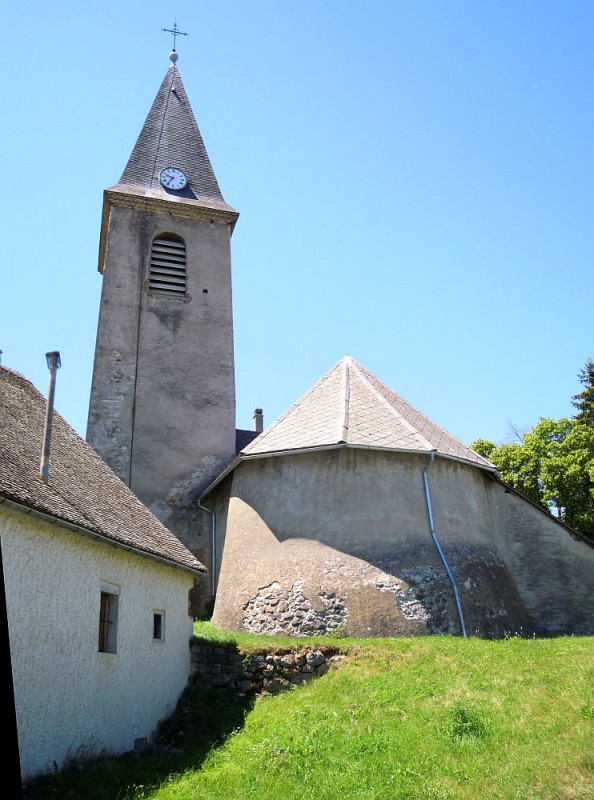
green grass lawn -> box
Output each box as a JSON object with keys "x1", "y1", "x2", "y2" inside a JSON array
[{"x1": 24, "y1": 625, "x2": 594, "y2": 800}]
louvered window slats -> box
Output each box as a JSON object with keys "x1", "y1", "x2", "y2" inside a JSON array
[{"x1": 149, "y1": 237, "x2": 186, "y2": 294}]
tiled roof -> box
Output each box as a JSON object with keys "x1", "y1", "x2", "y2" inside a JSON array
[
  {"x1": 241, "y1": 356, "x2": 495, "y2": 470},
  {"x1": 112, "y1": 64, "x2": 237, "y2": 215},
  {"x1": 0, "y1": 366, "x2": 204, "y2": 573}
]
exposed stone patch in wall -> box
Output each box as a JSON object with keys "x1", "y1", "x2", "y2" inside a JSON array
[
  {"x1": 239, "y1": 564, "x2": 435, "y2": 637},
  {"x1": 242, "y1": 580, "x2": 348, "y2": 636},
  {"x1": 379, "y1": 548, "x2": 533, "y2": 638},
  {"x1": 396, "y1": 566, "x2": 451, "y2": 634},
  {"x1": 327, "y1": 560, "x2": 434, "y2": 632},
  {"x1": 371, "y1": 576, "x2": 432, "y2": 626},
  {"x1": 190, "y1": 641, "x2": 344, "y2": 698}
]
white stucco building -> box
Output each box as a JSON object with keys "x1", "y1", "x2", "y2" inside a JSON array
[{"x1": 0, "y1": 364, "x2": 205, "y2": 781}]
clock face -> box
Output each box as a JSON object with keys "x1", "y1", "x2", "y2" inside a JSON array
[{"x1": 159, "y1": 167, "x2": 188, "y2": 190}]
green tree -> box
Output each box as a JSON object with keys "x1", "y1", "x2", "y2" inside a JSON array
[
  {"x1": 471, "y1": 361, "x2": 594, "y2": 539},
  {"x1": 469, "y1": 439, "x2": 496, "y2": 461},
  {"x1": 471, "y1": 418, "x2": 594, "y2": 540},
  {"x1": 572, "y1": 358, "x2": 594, "y2": 426},
  {"x1": 525, "y1": 418, "x2": 594, "y2": 534}
]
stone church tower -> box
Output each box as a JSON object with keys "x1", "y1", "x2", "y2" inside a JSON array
[{"x1": 87, "y1": 54, "x2": 238, "y2": 610}]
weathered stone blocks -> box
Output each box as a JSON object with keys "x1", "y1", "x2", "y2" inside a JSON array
[{"x1": 190, "y1": 641, "x2": 342, "y2": 698}]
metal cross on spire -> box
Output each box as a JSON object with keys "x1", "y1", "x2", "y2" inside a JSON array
[{"x1": 162, "y1": 21, "x2": 188, "y2": 52}]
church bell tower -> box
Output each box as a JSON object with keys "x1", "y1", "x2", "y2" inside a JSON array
[{"x1": 86, "y1": 52, "x2": 238, "y2": 588}]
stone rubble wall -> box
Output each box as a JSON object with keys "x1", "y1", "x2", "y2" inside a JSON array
[
  {"x1": 242, "y1": 579, "x2": 348, "y2": 636},
  {"x1": 190, "y1": 640, "x2": 344, "y2": 698}
]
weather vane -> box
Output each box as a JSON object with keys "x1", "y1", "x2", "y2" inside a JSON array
[{"x1": 162, "y1": 21, "x2": 188, "y2": 52}]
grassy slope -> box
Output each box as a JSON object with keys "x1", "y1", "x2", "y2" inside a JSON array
[{"x1": 25, "y1": 625, "x2": 594, "y2": 800}]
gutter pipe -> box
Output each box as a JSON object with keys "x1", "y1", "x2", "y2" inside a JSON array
[
  {"x1": 422, "y1": 451, "x2": 467, "y2": 638},
  {"x1": 197, "y1": 500, "x2": 216, "y2": 597}
]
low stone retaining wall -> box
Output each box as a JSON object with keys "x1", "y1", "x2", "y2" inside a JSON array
[{"x1": 190, "y1": 641, "x2": 344, "y2": 698}]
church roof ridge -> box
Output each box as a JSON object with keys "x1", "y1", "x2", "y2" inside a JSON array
[
  {"x1": 345, "y1": 356, "x2": 481, "y2": 456},
  {"x1": 111, "y1": 64, "x2": 236, "y2": 215},
  {"x1": 346, "y1": 357, "x2": 435, "y2": 450},
  {"x1": 240, "y1": 355, "x2": 495, "y2": 470}
]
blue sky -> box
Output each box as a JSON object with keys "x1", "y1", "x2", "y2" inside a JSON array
[{"x1": 1, "y1": 1, "x2": 592, "y2": 447}]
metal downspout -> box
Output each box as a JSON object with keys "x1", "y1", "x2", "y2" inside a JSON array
[
  {"x1": 197, "y1": 501, "x2": 216, "y2": 598},
  {"x1": 423, "y1": 451, "x2": 467, "y2": 638}
]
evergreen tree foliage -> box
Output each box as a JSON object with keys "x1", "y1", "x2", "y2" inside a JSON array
[{"x1": 572, "y1": 358, "x2": 594, "y2": 426}]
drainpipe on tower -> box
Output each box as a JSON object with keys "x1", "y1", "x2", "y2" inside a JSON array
[
  {"x1": 40, "y1": 351, "x2": 61, "y2": 484},
  {"x1": 422, "y1": 450, "x2": 467, "y2": 638}
]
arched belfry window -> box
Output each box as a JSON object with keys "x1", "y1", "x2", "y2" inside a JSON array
[{"x1": 149, "y1": 234, "x2": 187, "y2": 294}]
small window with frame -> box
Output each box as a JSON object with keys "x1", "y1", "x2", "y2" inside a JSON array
[
  {"x1": 98, "y1": 582, "x2": 120, "y2": 653},
  {"x1": 153, "y1": 610, "x2": 165, "y2": 642}
]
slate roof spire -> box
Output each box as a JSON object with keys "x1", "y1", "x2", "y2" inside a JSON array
[
  {"x1": 241, "y1": 355, "x2": 496, "y2": 471},
  {"x1": 112, "y1": 57, "x2": 236, "y2": 215}
]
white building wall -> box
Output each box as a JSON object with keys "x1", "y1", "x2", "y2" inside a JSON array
[{"x1": 1, "y1": 504, "x2": 195, "y2": 780}]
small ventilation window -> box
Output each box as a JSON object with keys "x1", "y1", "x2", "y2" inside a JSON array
[
  {"x1": 153, "y1": 610, "x2": 165, "y2": 641},
  {"x1": 149, "y1": 234, "x2": 186, "y2": 294},
  {"x1": 98, "y1": 582, "x2": 120, "y2": 654}
]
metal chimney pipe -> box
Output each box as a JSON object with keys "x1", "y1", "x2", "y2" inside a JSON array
[
  {"x1": 253, "y1": 407, "x2": 263, "y2": 433},
  {"x1": 40, "y1": 352, "x2": 61, "y2": 483}
]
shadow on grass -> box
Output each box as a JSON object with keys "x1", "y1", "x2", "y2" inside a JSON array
[{"x1": 22, "y1": 681, "x2": 253, "y2": 800}]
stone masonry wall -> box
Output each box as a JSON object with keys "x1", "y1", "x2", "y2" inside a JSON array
[{"x1": 190, "y1": 641, "x2": 344, "y2": 698}]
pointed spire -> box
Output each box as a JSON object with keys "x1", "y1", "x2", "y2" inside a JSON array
[
  {"x1": 113, "y1": 63, "x2": 236, "y2": 214},
  {"x1": 242, "y1": 355, "x2": 495, "y2": 470}
]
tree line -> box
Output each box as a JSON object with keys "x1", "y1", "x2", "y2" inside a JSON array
[{"x1": 471, "y1": 359, "x2": 594, "y2": 540}]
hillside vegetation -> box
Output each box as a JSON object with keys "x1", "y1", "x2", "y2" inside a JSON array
[{"x1": 24, "y1": 624, "x2": 594, "y2": 800}]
